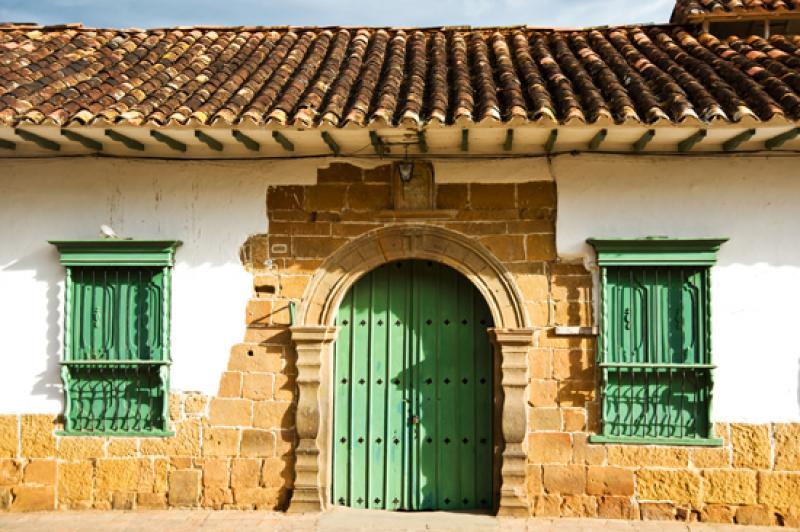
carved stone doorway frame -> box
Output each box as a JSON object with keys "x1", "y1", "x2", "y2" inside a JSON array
[{"x1": 287, "y1": 225, "x2": 534, "y2": 516}]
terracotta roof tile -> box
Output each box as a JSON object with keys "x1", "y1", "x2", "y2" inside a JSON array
[
  {"x1": 673, "y1": 0, "x2": 800, "y2": 23},
  {"x1": 1, "y1": 25, "x2": 800, "y2": 128}
]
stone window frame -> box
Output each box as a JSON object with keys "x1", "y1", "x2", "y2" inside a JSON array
[{"x1": 286, "y1": 224, "x2": 535, "y2": 516}]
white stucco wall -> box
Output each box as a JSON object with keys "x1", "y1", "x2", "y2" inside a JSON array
[
  {"x1": 0, "y1": 157, "x2": 318, "y2": 414},
  {"x1": 555, "y1": 154, "x2": 800, "y2": 423},
  {"x1": 2, "y1": 154, "x2": 798, "y2": 424}
]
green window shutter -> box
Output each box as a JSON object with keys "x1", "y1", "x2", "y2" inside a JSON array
[
  {"x1": 50, "y1": 240, "x2": 181, "y2": 436},
  {"x1": 588, "y1": 238, "x2": 726, "y2": 446}
]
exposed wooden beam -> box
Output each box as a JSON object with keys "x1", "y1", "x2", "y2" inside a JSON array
[
  {"x1": 588, "y1": 129, "x2": 607, "y2": 151},
  {"x1": 417, "y1": 131, "x2": 428, "y2": 153},
  {"x1": 16, "y1": 128, "x2": 60, "y2": 151},
  {"x1": 544, "y1": 129, "x2": 558, "y2": 153},
  {"x1": 369, "y1": 131, "x2": 387, "y2": 156},
  {"x1": 272, "y1": 131, "x2": 294, "y2": 152},
  {"x1": 105, "y1": 129, "x2": 144, "y2": 151},
  {"x1": 678, "y1": 129, "x2": 707, "y2": 152},
  {"x1": 633, "y1": 129, "x2": 656, "y2": 152},
  {"x1": 195, "y1": 130, "x2": 223, "y2": 151},
  {"x1": 150, "y1": 130, "x2": 186, "y2": 152},
  {"x1": 765, "y1": 127, "x2": 800, "y2": 150},
  {"x1": 503, "y1": 129, "x2": 514, "y2": 151},
  {"x1": 0, "y1": 138, "x2": 15, "y2": 150},
  {"x1": 321, "y1": 131, "x2": 340, "y2": 156},
  {"x1": 723, "y1": 128, "x2": 756, "y2": 152},
  {"x1": 61, "y1": 128, "x2": 102, "y2": 150},
  {"x1": 461, "y1": 129, "x2": 469, "y2": 152},
  {"x1": 233, "y1": 130, "x2": 260, "y2": 151}
]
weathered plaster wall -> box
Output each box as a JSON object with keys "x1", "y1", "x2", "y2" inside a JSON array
[
  {"x1": 555, "y1": 154, "x2": 800, "y2": 423},
  {"x1": 2, "y1": 153, "x2": 798, "y2": 425},
  {"x1": 0, "y1": 156, "x2": 548, "y2": 415},
  {"x1": 0, "y1": 157, "x2": 318, "y2": 413}
]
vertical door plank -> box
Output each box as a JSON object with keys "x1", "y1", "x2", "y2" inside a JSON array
[
  {"x1": 457, "y1": 273, "x2": 477, "y2": 509},
  {"x1": 436, "y1": 263, "x2": 460, "y2": 510},
  {"x1": 349, "y1": 275, "x2": 372, "y2": 508},
  {"x1": 473, "y1": 286, "x2": 494, "y2": 510},
  {"x1": 386, "y1": 261, "x2": 410, "y2": 510},
  {"x1": 415, "y1": 260, "x2": 439, "y2": 510},
  {"x1": 367, "y1": 265, "x2": 389, "y2": 509},
  {"x1": 332, "y1": 287, "x2": 354, "y2": 506}
]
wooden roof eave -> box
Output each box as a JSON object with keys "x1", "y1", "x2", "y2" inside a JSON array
[{"x1": 2, "y1": 120, "x2": 800, "y2": 158}]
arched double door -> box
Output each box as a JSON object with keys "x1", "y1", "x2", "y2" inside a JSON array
[{"x1": 331, "y1": 260, "x2": 494, "y2": 511}]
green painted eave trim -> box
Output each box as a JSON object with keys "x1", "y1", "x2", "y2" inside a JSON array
[
  {"x1": 589, "y1": 435, "x2": 723, "y2": 447},
  {"x1": 57, "y1": 430, "x2": 175, "y2": 438},
  {"x1": 61, "y1": 360, "x2": 171, "y2": 366},
  {"x1": 587, "y1": 237, "x2": 728, "y2": 266},
  {"x1": 49, "y1": 240, "x2": 182, "y2": 266}
]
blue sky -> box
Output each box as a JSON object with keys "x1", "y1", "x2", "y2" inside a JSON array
[{"x1": 1, "y1": 0, "x2": 676, "y2": 28}]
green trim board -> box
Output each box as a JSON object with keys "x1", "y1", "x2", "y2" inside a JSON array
[
  {"x1": 58, "y1": 430, "x2": 175, "y2": 438},
  {"x1": 587, "y1": 238, "x2": 728, "y2": 266},
  {"x1": 589, "y1": 435, "x2": 723, "y2": 447},
  {"x1": 588, "y1": 238, "x2": 726, "y2": 445},
  {"x1": 52, "y1": 240, "x2": 179, "y2": 436},
  {"x1": 49, "y1": 240, "x2": 182, "y2": 267}
]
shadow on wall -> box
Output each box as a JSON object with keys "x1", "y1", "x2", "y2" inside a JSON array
[
  {"x1": 552, "y1": 264, "x2": 596, "y2": 412},
  {"x1": 0, "y1": 158, "x2": 279, "y2": 410},
  {"x1": 2, "y1": 246, "x2": 64, "y2": 404},
  {"x1": 555, "y1": 155, "x2": 800, "y2": 423}
]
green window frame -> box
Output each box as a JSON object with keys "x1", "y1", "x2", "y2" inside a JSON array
[
  {"x1": 50, "y1": 240, "x2": 182, "y2": 436},
  {"x1": 587, "y1": 238, "x2": 727, "y2": 446}
]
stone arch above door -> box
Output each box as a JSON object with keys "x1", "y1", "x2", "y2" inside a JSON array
[
  {"x1": 297, "y1": 224, "x2": 530, "y2": 330},
  {"x1": 288, "y1": 224, "x2": 534, "y2": 517}
]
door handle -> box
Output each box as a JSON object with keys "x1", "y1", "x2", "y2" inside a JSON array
[{"x1": 410, "y1": 416, "x2": 420, "y2": 425}]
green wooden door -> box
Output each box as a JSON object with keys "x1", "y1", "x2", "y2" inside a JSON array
[{"x1": 332, "y1": 260, "x2": 494, "y2": 512}]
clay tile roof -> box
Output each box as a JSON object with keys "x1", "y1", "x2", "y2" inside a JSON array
[
  {"x1": 672, "y1": 0, "x2": 800, "y2": 23},
  {"x1": 1, "y1": 24, "x2": 800, "y2": 128}
]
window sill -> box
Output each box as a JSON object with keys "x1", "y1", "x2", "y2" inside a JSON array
[
  {"x1": 588, "y1": 435, "x2": 723, "y2": 447},
  {"x1": 57, "y1": 430, "x2": 175, "y2": 438}
]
